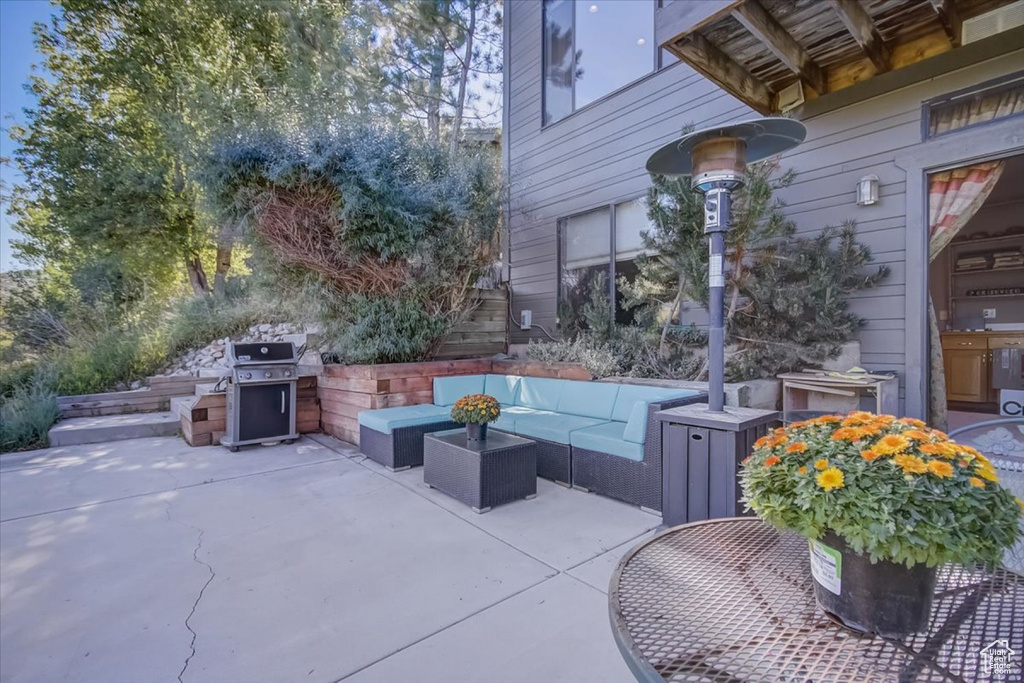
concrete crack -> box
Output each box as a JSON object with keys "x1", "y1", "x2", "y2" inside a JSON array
[
  {"x1": 178, "y1": 526, "x2": 215, "y2": 683},
  {"x1": 160, "y1": 468, "x2": 215, "y2": 683}
]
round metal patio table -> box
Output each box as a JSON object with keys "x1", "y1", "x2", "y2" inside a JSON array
[{"x1": 609, "y1": 518, "x2": 1024, "y2": 682}]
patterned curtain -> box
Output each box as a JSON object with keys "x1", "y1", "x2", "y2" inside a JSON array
[
  {"x1": 929, "y1": 83, "x2": 1024, "y2": 137},
  {"x1": 927, "y1": 162, "x2": 1005, "y2": 430}
]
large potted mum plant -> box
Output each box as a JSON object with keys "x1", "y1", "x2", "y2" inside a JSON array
[
  {"x1": 741, "y1": 412, "x2": 1023, "y2": 638},
  {"x1": 451, "y1": 394, "x2": 501, "y2": 441}
]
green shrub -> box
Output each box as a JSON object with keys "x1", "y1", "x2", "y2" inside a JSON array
[
  {"x1": 48, "y1": 323, "x2": 167, "y2": 396},
  {"x1": 319, "y1": 294, "x2": 450, "y2": 365},
  {"x1": 164, "y1": 291, "x2": 271, "y2": 358},
  {"x1": 526, "y1": 337, "x2": 620, "y2": 379},
  {"x1": 0, "y1": 369, "x2": 60, "y2": 452}
]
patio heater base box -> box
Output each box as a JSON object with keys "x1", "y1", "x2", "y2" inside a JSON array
[{"x1": 657, "y1": 404, "x2": 779, "y2": 527}]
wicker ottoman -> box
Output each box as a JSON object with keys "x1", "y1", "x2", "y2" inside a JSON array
[{"x1": 423, "y1": 429, "x2": 537, "y2": 513}]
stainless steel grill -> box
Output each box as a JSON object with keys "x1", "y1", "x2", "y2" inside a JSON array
[{"x1": 221, "y1": 342, "x2": 300, "y2": 452}]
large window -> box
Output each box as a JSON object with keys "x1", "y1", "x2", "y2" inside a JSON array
[
  {"x1": 923, "y1": 72, "x2": 1024, "y2": 139},
  {"x1": 557, "y1": 198, "x2": 655, "y2": 333},
  {"x1": 543, "y1": 0, "x2": 658, "y2": 125}
]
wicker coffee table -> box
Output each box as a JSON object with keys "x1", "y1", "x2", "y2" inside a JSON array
[{"x1": 423, "y1": 429, "x2": 537, "y2": 513}]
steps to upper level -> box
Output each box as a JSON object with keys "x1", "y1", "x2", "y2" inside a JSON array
[{"x1": 48, "y1": 412, "x2": 181, "y2": 447}]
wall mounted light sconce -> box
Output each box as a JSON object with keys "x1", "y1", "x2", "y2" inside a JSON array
[{"x1": 857, "y1": 174, "x2": 880, "y2": 206}]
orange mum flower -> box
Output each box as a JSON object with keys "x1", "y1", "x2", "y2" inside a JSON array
[
  {"x1": 764, "y1": 456, "x2": 781, "y2": 467},
  {"x1": 977, "y1": 467, "x2": 999, "y2": 483},
  {"x1": 927, "y1": 460, "x2": 954, "y2": 478},
  {"x1": 816, "y1": 467, "x2": 845, "y2": 491},
  {"x1": 918, "y1": 443, "x2": 946, "y2": 457},
  {"x1": 831, "y1": 427, "x2": 862, "y2": 441},
  {"x1": 893, "y1": 453, "x2": 928, "y2": 474},
  {"x1": 969, "y1": 477, "x2": 985, "y2": 488},
  {"x1": 875, "y1": 434, "x2": 912, "y2": 456},
  {"x1": 814, "y1": 458, "x2": 829, "y2": 470},
  {"x1": 814, "y1": 415, "x2": 841, "y2": 424},
  {"x1": 897, "y1": 418, "x2": 927, "y2": 429},
  {"x1": 797, "y1": 466, "x2": 808, "y2": 475},
  {"x1": 842, "y1": 411, "x2": 875, "y2": 426},
  {"x1": 789, "y1": 420, "x2": 809, "y2": 429},
  {"x1": 860, "y1": 449, "x2": 882, "y2": 462},
  {"x1": 786, "y1": 442, "x2": 808, "y2": 454},
  {"x1": 753, "y1": 435, "x2": 772, "y2": 449},
  {"x1": 904, "y1": 430, "x2": 932, "y2": 442}
]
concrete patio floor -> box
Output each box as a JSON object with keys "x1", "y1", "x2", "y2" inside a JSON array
[{"x1": 0, "y1": 433, "x2": 658, "y2": 683}]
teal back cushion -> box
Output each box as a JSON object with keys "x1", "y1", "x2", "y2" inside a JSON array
[
  {"x1": 484, "y1": 374, "x2": 521, "y2": 405},
  {"x1": 433, "y1": 375, "x2": 486, "y2": 406},
  {"x1": 556, "y1": 380, "x2": 619, "y2": 420},
  {"x1": 611, "y1": 385, "x2": 697, "y2": 423},
  {"x1": 516, "y1": 377, "x2": 565, "y2": 411},
  {"x1": 622, "y1": 402, "x2": 651, "y2": 443}
]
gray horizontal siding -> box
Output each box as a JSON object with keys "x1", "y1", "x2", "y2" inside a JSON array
[{"x1": 504, "y1": 0, "x2": 1024, "y2": 404}]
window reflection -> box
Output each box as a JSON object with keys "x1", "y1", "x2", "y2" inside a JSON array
[
  {"x1": 542, "y1": 0, "x2": 657, "y2": 125},
  {"x1": 574, "y1": 1, "x2": 655, "y2": 109}
]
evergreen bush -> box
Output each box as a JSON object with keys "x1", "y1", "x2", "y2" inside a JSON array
[{"x1": 205, "y1": 124, "x2": 502, "y2": 364}]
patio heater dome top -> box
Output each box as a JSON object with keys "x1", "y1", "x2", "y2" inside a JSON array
[{"x1": 646, "y1": 117, "x2": 806, "y2": 190}]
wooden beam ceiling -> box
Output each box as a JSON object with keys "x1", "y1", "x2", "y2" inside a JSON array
[
  {"x1": 828, "y1": 0, "x2": 892, "y2": 74},
  {"x1": 655, "y1": 0, "x2": 744, "y2": 50},
  {"x1": 731, "y1": 0, "x2": 828, "y2": 95},
  {"x1": 669, "y1": 31, "x2": 774, "y2": 114},
  {"x1": 929, "y1": 0, "x2": 963, "y2": 46}
]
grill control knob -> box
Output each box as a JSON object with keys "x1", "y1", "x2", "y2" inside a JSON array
[
  {"x1": 265, "y1": 370, "x2": 273, "y2": 378},
  {"x1": 284, "y1": 370, "x2": 292, "y2": 377},
  {"x1": 244, "y1": 372, "x2": 252, "y2": 380}
]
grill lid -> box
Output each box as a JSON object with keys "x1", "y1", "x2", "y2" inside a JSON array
[{"x1": 229, "y1": 342, "x2": 297, "y2": 365}]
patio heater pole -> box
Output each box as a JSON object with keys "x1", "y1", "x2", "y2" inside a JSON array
[
  {"x1": 705, "y1": 187, "x2": 729, "y2": 413},
  {"x1": 646, "y1": 118, "x2": 807, "y2": 414}
]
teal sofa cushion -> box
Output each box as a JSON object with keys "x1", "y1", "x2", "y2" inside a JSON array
[
  {"x1": 358, "y1": 404, "x2": 452, "y2": 435},
  {"x1": 570, "y1": 422, "x2": 643, "y2": 461},
  {"x1": 622, "y1": 402, "x2": 650, "y2": 443},
  {"x1": 433, "y1": 375, "x2": 486, "y2": 406},
  {"x1": 484, "y1": 374, "x2": 521, "y2": 406},
  {"x1": 556, "y1": 380, "x2": 619, "y2": 420},
  {"x1": 516, "y1": 377, "x2": 565, "y2": 411},
  {"x1": 490, "y1": 405, "x2": 554, "y2": 433},
  {"x1": 513, "y1": 412, "x2": 609, "y2": 444}
]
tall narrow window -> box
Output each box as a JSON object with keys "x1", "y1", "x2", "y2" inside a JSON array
[
  {"x1": 559, "y1": 208, "x2": 611, "y2": 333},
  {"x1": 543, "y1": 0, "x2": 658, "y2": 125},
  {"x1": 543, "y1": 0, "x2": 574, "y2": 126}
]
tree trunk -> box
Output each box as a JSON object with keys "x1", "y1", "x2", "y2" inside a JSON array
[
  {"x1": 426, "y1": 0, "x2": 451, "y2": 144},
  {"x1": 186, "y1": 256, "x2": 210, "y2": 297},
  {"x1": 660, "y1": 273, "x2": 686, "y2": 358},
  {"x1": 213, "y1": 232, "x2": 233, "y2": 299},
  {"x1": 449, "y1": 0, "x2": 476, "y2": 157}
]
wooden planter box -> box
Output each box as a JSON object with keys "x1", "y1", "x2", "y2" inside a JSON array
[{"x1": 318, "y1": 358, "x2": 494, "y2": 445}]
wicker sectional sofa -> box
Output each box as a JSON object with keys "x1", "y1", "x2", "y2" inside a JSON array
[{"x1": 357, "y1": 373, "x2": 705, "y2": 511}]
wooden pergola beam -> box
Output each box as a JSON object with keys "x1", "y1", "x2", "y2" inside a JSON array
[
  {"x1": 732, "y1": 0, "x2": 828, "y2": 94},
  {"x1": 929, "y1": 0, "x2": 962, "y2": 47},
  {"x1": 828, "y1": 0, "x2": 891, "y2": 74},
  {"x1": 655, "y1": 0, "x2": 744, "y2": 50},
  {"x1": 669, "y1": 31, "x2": 774, "y2": 115}
]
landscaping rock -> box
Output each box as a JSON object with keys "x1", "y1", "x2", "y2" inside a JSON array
[{"x1": 159, "y1": 322, "x2": 316, "y2": 376}]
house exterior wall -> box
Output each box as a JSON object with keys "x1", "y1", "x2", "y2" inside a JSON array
[{"x1": 503, "y1": 0, "x2": 1024, "y2": 414}]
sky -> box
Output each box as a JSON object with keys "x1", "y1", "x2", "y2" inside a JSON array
[{"x1": 1, "y1": 0, "x2": 54, "y2": 273}]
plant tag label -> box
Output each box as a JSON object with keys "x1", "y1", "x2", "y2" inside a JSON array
[{"x1": 809, "y1": 540, "x2": 842, "y2": 595}]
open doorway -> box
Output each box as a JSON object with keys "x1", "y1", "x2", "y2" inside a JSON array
[{"x1": 928, "y1": 153, "x2": 1024, "y2": 433}]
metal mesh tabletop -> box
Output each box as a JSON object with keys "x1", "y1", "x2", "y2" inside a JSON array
[{"x1": 609, "y1": 518, "x2": 1024, "y2": 682}]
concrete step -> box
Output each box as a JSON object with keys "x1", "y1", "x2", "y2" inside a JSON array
[
  {"x1": 48, "y1": 411, "x2": 181, "y2": 447},
  {"x1": 170, "y1": 396, "x2": 196, "y2": 418}
]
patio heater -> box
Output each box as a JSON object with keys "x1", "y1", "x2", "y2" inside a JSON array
[
  {"x1": 646, "y1": 117, "x2": 806, "y2": 413},
  {"x1": 647, "y1": 117, "x2": 806, "y2": 527}
]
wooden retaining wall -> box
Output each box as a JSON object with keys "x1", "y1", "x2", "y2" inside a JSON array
[
  {"x1": 434, "y1": 289, "x2": 508, "y2": 360},
  {"x1": 181, "y1": 376, "x2": 320, "y2": 447},
  {"x1": 318, "y1": 358, "x2": 495, "y2": 445},
  {"x1": 317, "y1": 358, "x2": 591, "y2": 446},
  {"x1": 58, "y1": 375, "x2": 217, "y2": 418}
]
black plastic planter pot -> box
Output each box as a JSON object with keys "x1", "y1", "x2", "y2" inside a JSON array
[
  {"x1": 466, "y1": 423, "x2": 488, "y2": 441},
  {"x1": 809, "y1": 531, "x2": 937, "y2": 638}
]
